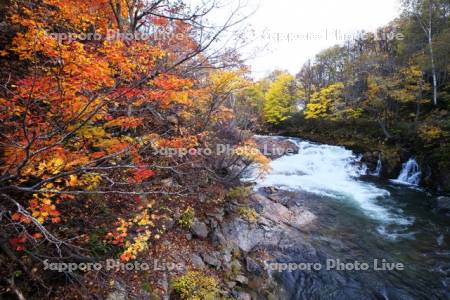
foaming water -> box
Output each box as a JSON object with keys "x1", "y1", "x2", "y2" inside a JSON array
[
  {"x1": 245, "y1": 136, "x2": 450, "y2": 299},
  {"x1": 391, "y1": 157, "x2": 422, "y2": 186},
  {"x1": 251, "y1": 137, "x2": 414, "y2": 228}
]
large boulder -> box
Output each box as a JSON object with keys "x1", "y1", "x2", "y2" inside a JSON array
[
  {"x1": 221, "y1": 193, "x2": 316, "y2": 253},
  {"x1": 250, "y1": 193, "x2": 316, "y2": 231}
]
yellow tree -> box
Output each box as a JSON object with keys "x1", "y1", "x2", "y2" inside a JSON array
[{"x1": 263, "y1": 73, "x2": 299, "y2": 124}]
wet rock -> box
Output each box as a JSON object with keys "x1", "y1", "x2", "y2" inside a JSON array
[
  {"x1": 257, "y1": 202, "x2": 268, "y2": 214},
  {"x1": 437, "y1": 196, "x2": 450, "y2": 212},
  {"x1": 219, "y1": 247, "x2": 232, "y2": 266},
  {"x1": 191, "y1": 220, "x2": 209, "y2": 239},
  {"x1": 257, "y1": 217, "x2": 273, "y2": 227},
  {"x1": 249, "y1": 193, "x2": 268, "y2": 203},
  {"x1": 251, "y1": 193, "x2": 316, "y2": 231},
  {"x1": 264, "y1": 186, "x2": 279, "y2": 194},
  {"x1": 267, "y1": 193, "x2": 289, "y2": 206}
]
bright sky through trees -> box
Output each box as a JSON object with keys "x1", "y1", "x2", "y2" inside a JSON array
[{"x1": 231, "y1": 0, "x2": 401, "y2": 78}]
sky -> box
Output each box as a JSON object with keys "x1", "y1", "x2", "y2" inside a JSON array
[{"x1": 213, "y1": 0, "x2": 402, "y2": 79}]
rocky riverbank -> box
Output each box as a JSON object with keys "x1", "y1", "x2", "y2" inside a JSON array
[
  {"x1": 183, "y1": 186, "x2": 318, "y2": 300},
  {"x1": 105, "y1": 187, "x2": 316, "y2": 300}
]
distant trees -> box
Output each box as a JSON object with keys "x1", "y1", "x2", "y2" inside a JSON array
[
  {"x1": 263, "y1": 72, "x2": 300, "y2": 125},
  {"x1": 277, "y1": 0, "x2": 450, "y2": 140},
  {"x1": 402, "y1": 0, "x2": 450, "y2": 105},
  {"x1": 403, "y1": 0, "x2": 437, "y2": 105},
  {"x1": 243, "y1": 0, "x2": 449, "y2": 152}
]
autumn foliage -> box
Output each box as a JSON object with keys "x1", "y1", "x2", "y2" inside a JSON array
[{"x1": 0, "y1": 0, "x2": 265, "y2": 297}]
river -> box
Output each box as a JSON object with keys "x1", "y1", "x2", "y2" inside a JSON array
[{"x1": 249, "y1": 136, "x2": 450, "y2": 299}]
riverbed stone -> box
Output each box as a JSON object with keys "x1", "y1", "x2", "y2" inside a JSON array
[{"x1": 436, "y1": 196, "x2": 450, "y2": 212}]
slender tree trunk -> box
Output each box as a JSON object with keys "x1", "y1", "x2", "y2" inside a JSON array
[
  {"x1": 428, "y1": 32, "x2": 438, "y2": 105},
  {"x1": 428, "y1": 0, "x2": 438, "y2": 105},
  {"x1": 414, "y1": 0, "x2": 438, "y2": 105}
]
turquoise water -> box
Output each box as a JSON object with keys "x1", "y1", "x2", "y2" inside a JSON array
[{"x1": 254, "y1": 137, "x2": 450, "y2": 299}]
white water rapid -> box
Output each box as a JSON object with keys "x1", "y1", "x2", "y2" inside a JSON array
[{"x1": 248, "y1": 138, "x2": 414, "y2": 229}]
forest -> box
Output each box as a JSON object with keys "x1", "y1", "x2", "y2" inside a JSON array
[{"x1": 250, "y1": 0, "x2": 450, "y2": 190}]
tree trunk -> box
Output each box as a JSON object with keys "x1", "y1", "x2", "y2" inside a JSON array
[
  {"x1": 428, "y1": 33, "x2": 438, "y2": 105},
  {"x1": 428, "y1": 0, "x2": 438, "y2": 105}
]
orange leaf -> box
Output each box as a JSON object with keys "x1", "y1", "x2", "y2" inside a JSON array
[{"x1": 133, "y1": 168, "x2": 155, "y2": 183}]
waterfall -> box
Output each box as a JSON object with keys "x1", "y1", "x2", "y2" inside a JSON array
[
  {"x1": 370, "y1": 155, "x2": 382, "y2": 177},
  {"x1": 395, "y1": 158, "x2": 421, "y2": 186}
]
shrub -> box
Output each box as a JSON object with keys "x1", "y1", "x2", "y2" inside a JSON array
[
  {"x1": 227, "y1": 186, "x2": 251, "y2": 200},
  {"x1": 178, "y1": 207, "x2": 195, "y2": 229},
  {"x1": 238, "y1": 207, "x2": 259, "y2": 223},
  {"x1": 171, "y1": 271, "x2": 219, "y2": 300}
]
